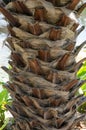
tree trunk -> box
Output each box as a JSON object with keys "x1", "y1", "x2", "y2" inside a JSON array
[{"x1": 0, "y1": 0, "x2": 86, "y2": 129}]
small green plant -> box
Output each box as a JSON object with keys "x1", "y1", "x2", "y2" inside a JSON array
[{"x1": 0, "y1": 82, "x2": 12, "y2": 130}]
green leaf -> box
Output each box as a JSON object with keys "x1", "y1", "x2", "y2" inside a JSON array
[
  {"x1": 81, "y1": 83, "x2": 86, "y2": 91},
  {"x1": 0, "y1": 89, "x2": 9, "y2": 105},
  {"x1": 77, "y1": 62, "x2": 86, "y2": 79}
]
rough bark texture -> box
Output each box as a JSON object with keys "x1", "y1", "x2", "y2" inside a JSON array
[{"x1": 0, "y1": 0, "x2": 86, "y2": 130}]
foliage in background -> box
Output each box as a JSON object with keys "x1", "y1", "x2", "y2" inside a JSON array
[
  {"x1": 77, "y1": 6, "x2": 86, "y2": 113},
  {"x1": 77, "y1": 61, "x2": 86, "y2": 95},
  {"x1": 77, "y1": 61, "x2": 86, "y2": 113},
  {"x1": 78, "y1": 101, "x2": 86, "y2": 113},
  {"x1": 0, "y1": 82, "x2": 12, "y2": 130}
]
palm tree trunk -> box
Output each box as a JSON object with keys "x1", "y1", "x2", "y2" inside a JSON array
[{"x1": 0, "y1": 0, "x2": 86, "y2": 129}]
